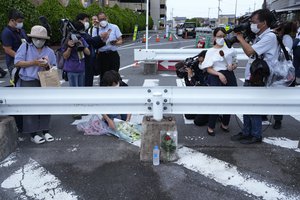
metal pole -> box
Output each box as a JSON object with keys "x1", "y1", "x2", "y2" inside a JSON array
[
  {"x1": 146, "y1": 0, "x2": 149, "y2": 49},
  {"x1": 234, "y1": 0, "x2": 238, "y2": 24}
]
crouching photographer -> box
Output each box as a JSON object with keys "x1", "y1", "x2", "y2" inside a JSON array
[
  {"x1": 175, "y1": 50, "x2": 208, "y2": 86},
  {"x1": 230, "y1": 9, "x2": 280, "y2": 144},
  {"x1": 175, "y1": 50, "x2": 209, "y2": 126}
]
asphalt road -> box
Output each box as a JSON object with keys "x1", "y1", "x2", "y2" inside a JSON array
[{"x1": 0, "y1": 32, "x2": 300, "y2": 200}]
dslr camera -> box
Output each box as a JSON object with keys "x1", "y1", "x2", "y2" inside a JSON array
[
  {"x1": 224, "y1": 10, "x2": 279, "y2": 48},
  {"x1": 60, "y1": 19, "x2": 84, "y2": 51},
  {"x1": 176, "y1": 55, "x2": 199, "y2": 79}
]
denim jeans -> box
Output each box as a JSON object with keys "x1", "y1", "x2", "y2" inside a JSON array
[
  {"x1": 243, "y1": 115, "x2": 262, "y2": 139},
  {"x1": 67, "y1": 72, "x2": 85, "y2": 87}
]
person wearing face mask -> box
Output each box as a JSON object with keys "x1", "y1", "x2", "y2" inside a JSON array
[
  {"x1": 75, "y1": 13, "x2": 106, "y2": 86},
  {"x1": 100, "y1": 70, "x2": 131, "y2": 130},
  {"x1": 92, "y1": 12, "x2": 123, "y2": 81},
  {"x1": 230, "y1": 9, "x2": 280, "y2": 144},
  {"x1": 14, "y1": 25, "x2": 57, "y2": 144},
  {"x1": 1, "y1": 9, "x2": 28, "y2": 79},
  {"x1": 200, "y1": 27, "x2": 238, "y2": 136},
  {"x1": 1, "y1": 9, "x2": 28, "y2": 134}
]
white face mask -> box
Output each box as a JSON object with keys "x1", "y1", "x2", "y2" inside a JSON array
[
  {"x1": 32, "y1": 38, "x2": 46, "y2": 49},
  {"x1": 251, "y1": 23, "x2": 260, "y2": 34},
  {"x1": 84, "y1": 22, "x2": 90, "y2": 30},
  {"x1": 216, "y1": 38, "x2": 225, "y2": 46},
  {"x1": 100, "y1": 20, "x2": 108, "y2": 28},
  {"x1": 15, "y1": 22, "x2": 23, "y2": 29}
]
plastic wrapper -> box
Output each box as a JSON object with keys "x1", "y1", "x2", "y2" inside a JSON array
[
  {"x1": 76, "y1": 115, "x2": 111, "y2": 136},
  {"x1": 267, "y1": 58, "x2": 295, "y2": 87},
  {"x1": 112, "y1": 119, "x2": 142, "y2": 143},
  {"x1": 160, "y1": 130, "x2": 178, "y2": 162}
]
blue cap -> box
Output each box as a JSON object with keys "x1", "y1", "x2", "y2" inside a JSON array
[{"x1": 154, "y1": 145, "x2": 159, "y2": 149}]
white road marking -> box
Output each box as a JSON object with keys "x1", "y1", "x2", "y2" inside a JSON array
[
  {"x1": 160, "y1": 74, "x2": 177, "y2": 77},
  {"x1": 176, "y1": 146, "x2": 299, "y2": 200},
  {"x1": 263, "y1": 137, "x2": 300, "y2": 152},
  {"x1": 142, "y1": 79, "x2": 159, "y2": 87},
  {"x1": 1, "y1": 159, "x2": 78, "y2": 200},
  {"x1": 0, "y1": 81, "x2": 4, "y2": 84},
  {"x1": 0, "y1": 153, "x2": 17, "y2": 168}
]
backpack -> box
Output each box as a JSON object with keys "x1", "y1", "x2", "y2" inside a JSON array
[{"x1": 249, "y1": 54, "x2": 270, "y2": 87}]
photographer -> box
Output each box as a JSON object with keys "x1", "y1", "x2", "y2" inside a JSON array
[
  {"x1": 75, "y1": 13, "x2": 107, "y2": 86},
  {"x1": 62, "y1": 21, "x2": 90, "y2": 87},
  {"x1": 231, "y1": 9, "x2": 280, "y2": 144},
  {"x1": 175, "y1": 50, "x2": 207, "y2": 87},
  {"x1": 175, "y1": 50, "x2": 209, "y2": 126}
]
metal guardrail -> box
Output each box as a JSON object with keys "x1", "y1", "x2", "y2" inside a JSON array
[
  {"x1": 1, "y1": 87, "x2": 300, "y2": 121},
  {"x1": 134, "y1": 48, "x2": 249, "y2": 62}
]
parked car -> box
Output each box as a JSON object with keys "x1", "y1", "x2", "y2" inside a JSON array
[{"x1": 182, "y1": 22, "x2": 196, "y2": 38}]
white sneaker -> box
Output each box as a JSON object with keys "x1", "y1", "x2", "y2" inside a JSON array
[
  {"x1": 43, "y1": 133, "x2": 54, "y2": 142},
  {"x1": 31, "y1": 135, "x2": 45, "y2": 144}
]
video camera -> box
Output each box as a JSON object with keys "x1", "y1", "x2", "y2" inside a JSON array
[
  {"x1": 175, "y1": 54, "x2": 199, "y2": 79},
  {"x1": 224, "y1": 10, "x2": 279, "y2": 48},
  {"x1": 60, "y1": 19, "x2": 84, "y2": 51}
]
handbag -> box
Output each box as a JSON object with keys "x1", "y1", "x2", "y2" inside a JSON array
[{"x1": 38, "y1": 67, "x2": 60, "y2": 87}]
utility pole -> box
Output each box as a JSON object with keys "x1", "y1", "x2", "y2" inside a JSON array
[
  {"x1": 234, "y1": 0, "x2": 238, "y2": 24},
  {"x1": 218, "y1": 0, "x2": 221, "y2": 25}
]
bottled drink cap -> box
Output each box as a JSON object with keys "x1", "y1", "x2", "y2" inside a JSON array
[{"x1": 154, "y1": 145, "x2": 159, "y2": 149}]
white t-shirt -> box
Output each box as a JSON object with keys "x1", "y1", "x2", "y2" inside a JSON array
[
  {"x1": 200, "y1": 45, "x2": 237, "y2": 72},
  {"x1": 244, "y1": 28, "x2": 279, "y2": 80},
  {"x1": 282, "y1": 34, "x2": 293, "y2": 51}
]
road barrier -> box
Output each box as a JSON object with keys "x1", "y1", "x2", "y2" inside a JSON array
[
  {"x1": 134, "y1": 48, "x2": 248, "y2": 62},
  {"x1": 1, "y1": 87, "x2": 300, "y2": 121}
]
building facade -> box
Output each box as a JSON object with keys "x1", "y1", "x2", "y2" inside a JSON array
[
  {"x1": 85, "y1": 0, "x2": 167, "y2": 28},
  {"x1": 266, "y1": 0, "x2": 300, "y2": 21}
]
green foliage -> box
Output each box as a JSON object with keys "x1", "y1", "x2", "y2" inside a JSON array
[
  {"x1": 36, "y1": 0, "x2": 66, "y2": 44},
  {"x1": 0, "y1": 0, "x2": 153, "y2": 44},
  {"x1": 0, "y1": 0, "x2": 39, "y2": 37}
]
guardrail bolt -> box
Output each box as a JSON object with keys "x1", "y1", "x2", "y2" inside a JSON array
[
  {"x1": 147, "y1": 89, "x2": 151, "y2": 93},
  {"x1": 0, "y1": 100, "x2": 3, "y2": 104},
  {"x1": 164, "y1": 89, "x2": 168, "y2": 93},
  {"x1": 156, "y1": 101, "x2": 160, "y2": 105},
  {"x1": 148, "y1": 106, "x2": 152, "y2": 110},
  {"x1": 164, "y1": 106, "x2": 167, "y2": 110},
  {"x1": 147, "y1": 99, "x2": 151, "y2": 103},
  {"x1": 168, "y1": 117, "x2": 173, "y2": 121},
  {"x1": 164, "y1": 99, "x2": 168, "y2": 103}
]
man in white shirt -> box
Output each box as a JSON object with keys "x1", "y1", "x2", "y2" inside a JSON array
[
  {"x1": 231, "y1": 9, "x2": 280, "y2": 144},
  {"x1": 92, "y1": 12, "x2": 123, "y2": 81}
]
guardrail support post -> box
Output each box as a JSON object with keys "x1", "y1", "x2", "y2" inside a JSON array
[{"x1": 152, "y1": 92, "x2": 163, "y2": 121}]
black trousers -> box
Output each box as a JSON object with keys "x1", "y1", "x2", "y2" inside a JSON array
[
  {"x1": 95, "y1": 51, "x2": 120, "y2": 80},
  {"x1": 85, "y1": 55, "x2": 95, "y2": 87},
  {"x1": 207, "y1": 70, "x2": 237, "y2": 129}
]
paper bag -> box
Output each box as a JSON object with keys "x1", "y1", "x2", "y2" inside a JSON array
[{"x1": 38, "y1": 68, "x2": 60, "y2": 87}]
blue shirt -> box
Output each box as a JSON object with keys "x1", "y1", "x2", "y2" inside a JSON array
[
  {"x1": 14, "y1": 43, "x2": 57, "y2": 81},
  {"x1": 62, "y1": 38, "x2": 89, "y2": 73},
  {"x1": 1, "y1": 26, "x2": 27, "y2": 66},
  {"x1": 92, "y1": 23, "x2": 122, "y2": 52}
]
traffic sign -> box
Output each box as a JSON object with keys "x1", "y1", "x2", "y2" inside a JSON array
[{"x1": 158, "y1": 60, "x2": 179, "y2": 71}]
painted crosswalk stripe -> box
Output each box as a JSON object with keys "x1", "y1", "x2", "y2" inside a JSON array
[
  {"x1": 142, "y1": 79, "x2": 159, "y2": 87},
  {"x1": 263, "y1": 137, "x2": 300, "y2": 153},
  {"x1": 176, "y1": 146, "x2": 299, "y2": 200},
  {"x1": 1, "y1": 159, "x2": 78, "y2": 200}
]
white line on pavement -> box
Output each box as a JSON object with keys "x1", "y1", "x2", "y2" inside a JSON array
[
  {"x1": 263, "y1": 137, "x2": 300, "y2": 152},
  {"x1": 176, "y1": 146, "x2": 299, "y2": 200},
  {"x1": 1, "y1": 159, "x2": 78, "y2": 200},
  {"x1": 0, "y1": 153, "x2": 17, "y2": 168}
]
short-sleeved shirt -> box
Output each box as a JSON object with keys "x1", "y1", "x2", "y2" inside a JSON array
[
  {"x1": 245, "y1": 28, "x2": 279, "y2": 80},
  {"x1": 201, "y1": 45, "x2": 236, "y2": 71},
  {"x1": 62, "y1": 38, "x2": 89, "y2": 73},
  {"x1": 1, "y1": 26, "x2": 27, "y2": 66},
  {"x1": 92, "y1": 23, "x2": 122, "y2": 52},
  {"x1": 14, "y1": 43, "x2": 57, "y2": 81}
]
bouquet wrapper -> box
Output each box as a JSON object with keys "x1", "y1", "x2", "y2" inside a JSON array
[{"x1": 160, "y1": 130, "x2": 178, "y2": 162}]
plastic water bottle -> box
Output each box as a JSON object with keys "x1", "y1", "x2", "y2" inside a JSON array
[{"x1": 153, "y1": 145, "x2": 160, "y2": 166}]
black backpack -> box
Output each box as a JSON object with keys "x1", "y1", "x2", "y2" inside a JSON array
[{"x1": 249, "y1": 54, "x2": 270, "y2": 86}]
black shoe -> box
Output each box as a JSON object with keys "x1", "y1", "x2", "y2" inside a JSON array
[
  {"x1": 273, "y1": 120, "x2": 282, "y2": 130},
  {"x1": 207, "y1": 128, "x2": 215, "y2": 136},
  {"x1": 230, "y1": 132, "x2": 252, "y2": 141},
  {"x1": 240, "y1": 137, "x2": 262, "y2": 144},
  {"x1": 220, "y1": 124, "x2": 230, "y2": 132}
]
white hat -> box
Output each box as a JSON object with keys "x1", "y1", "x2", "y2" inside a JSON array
[{"x1": 27, "y1": 25, "x2": 50, "y2": 40}]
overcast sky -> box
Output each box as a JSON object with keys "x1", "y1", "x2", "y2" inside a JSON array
[{"x1": 167, "y1": 0, "x2": 264, "y2": 19}]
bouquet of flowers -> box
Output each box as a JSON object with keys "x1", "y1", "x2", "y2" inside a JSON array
[{"x1": 160, "y1": 131, "x2": 177, "y2": 161}]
